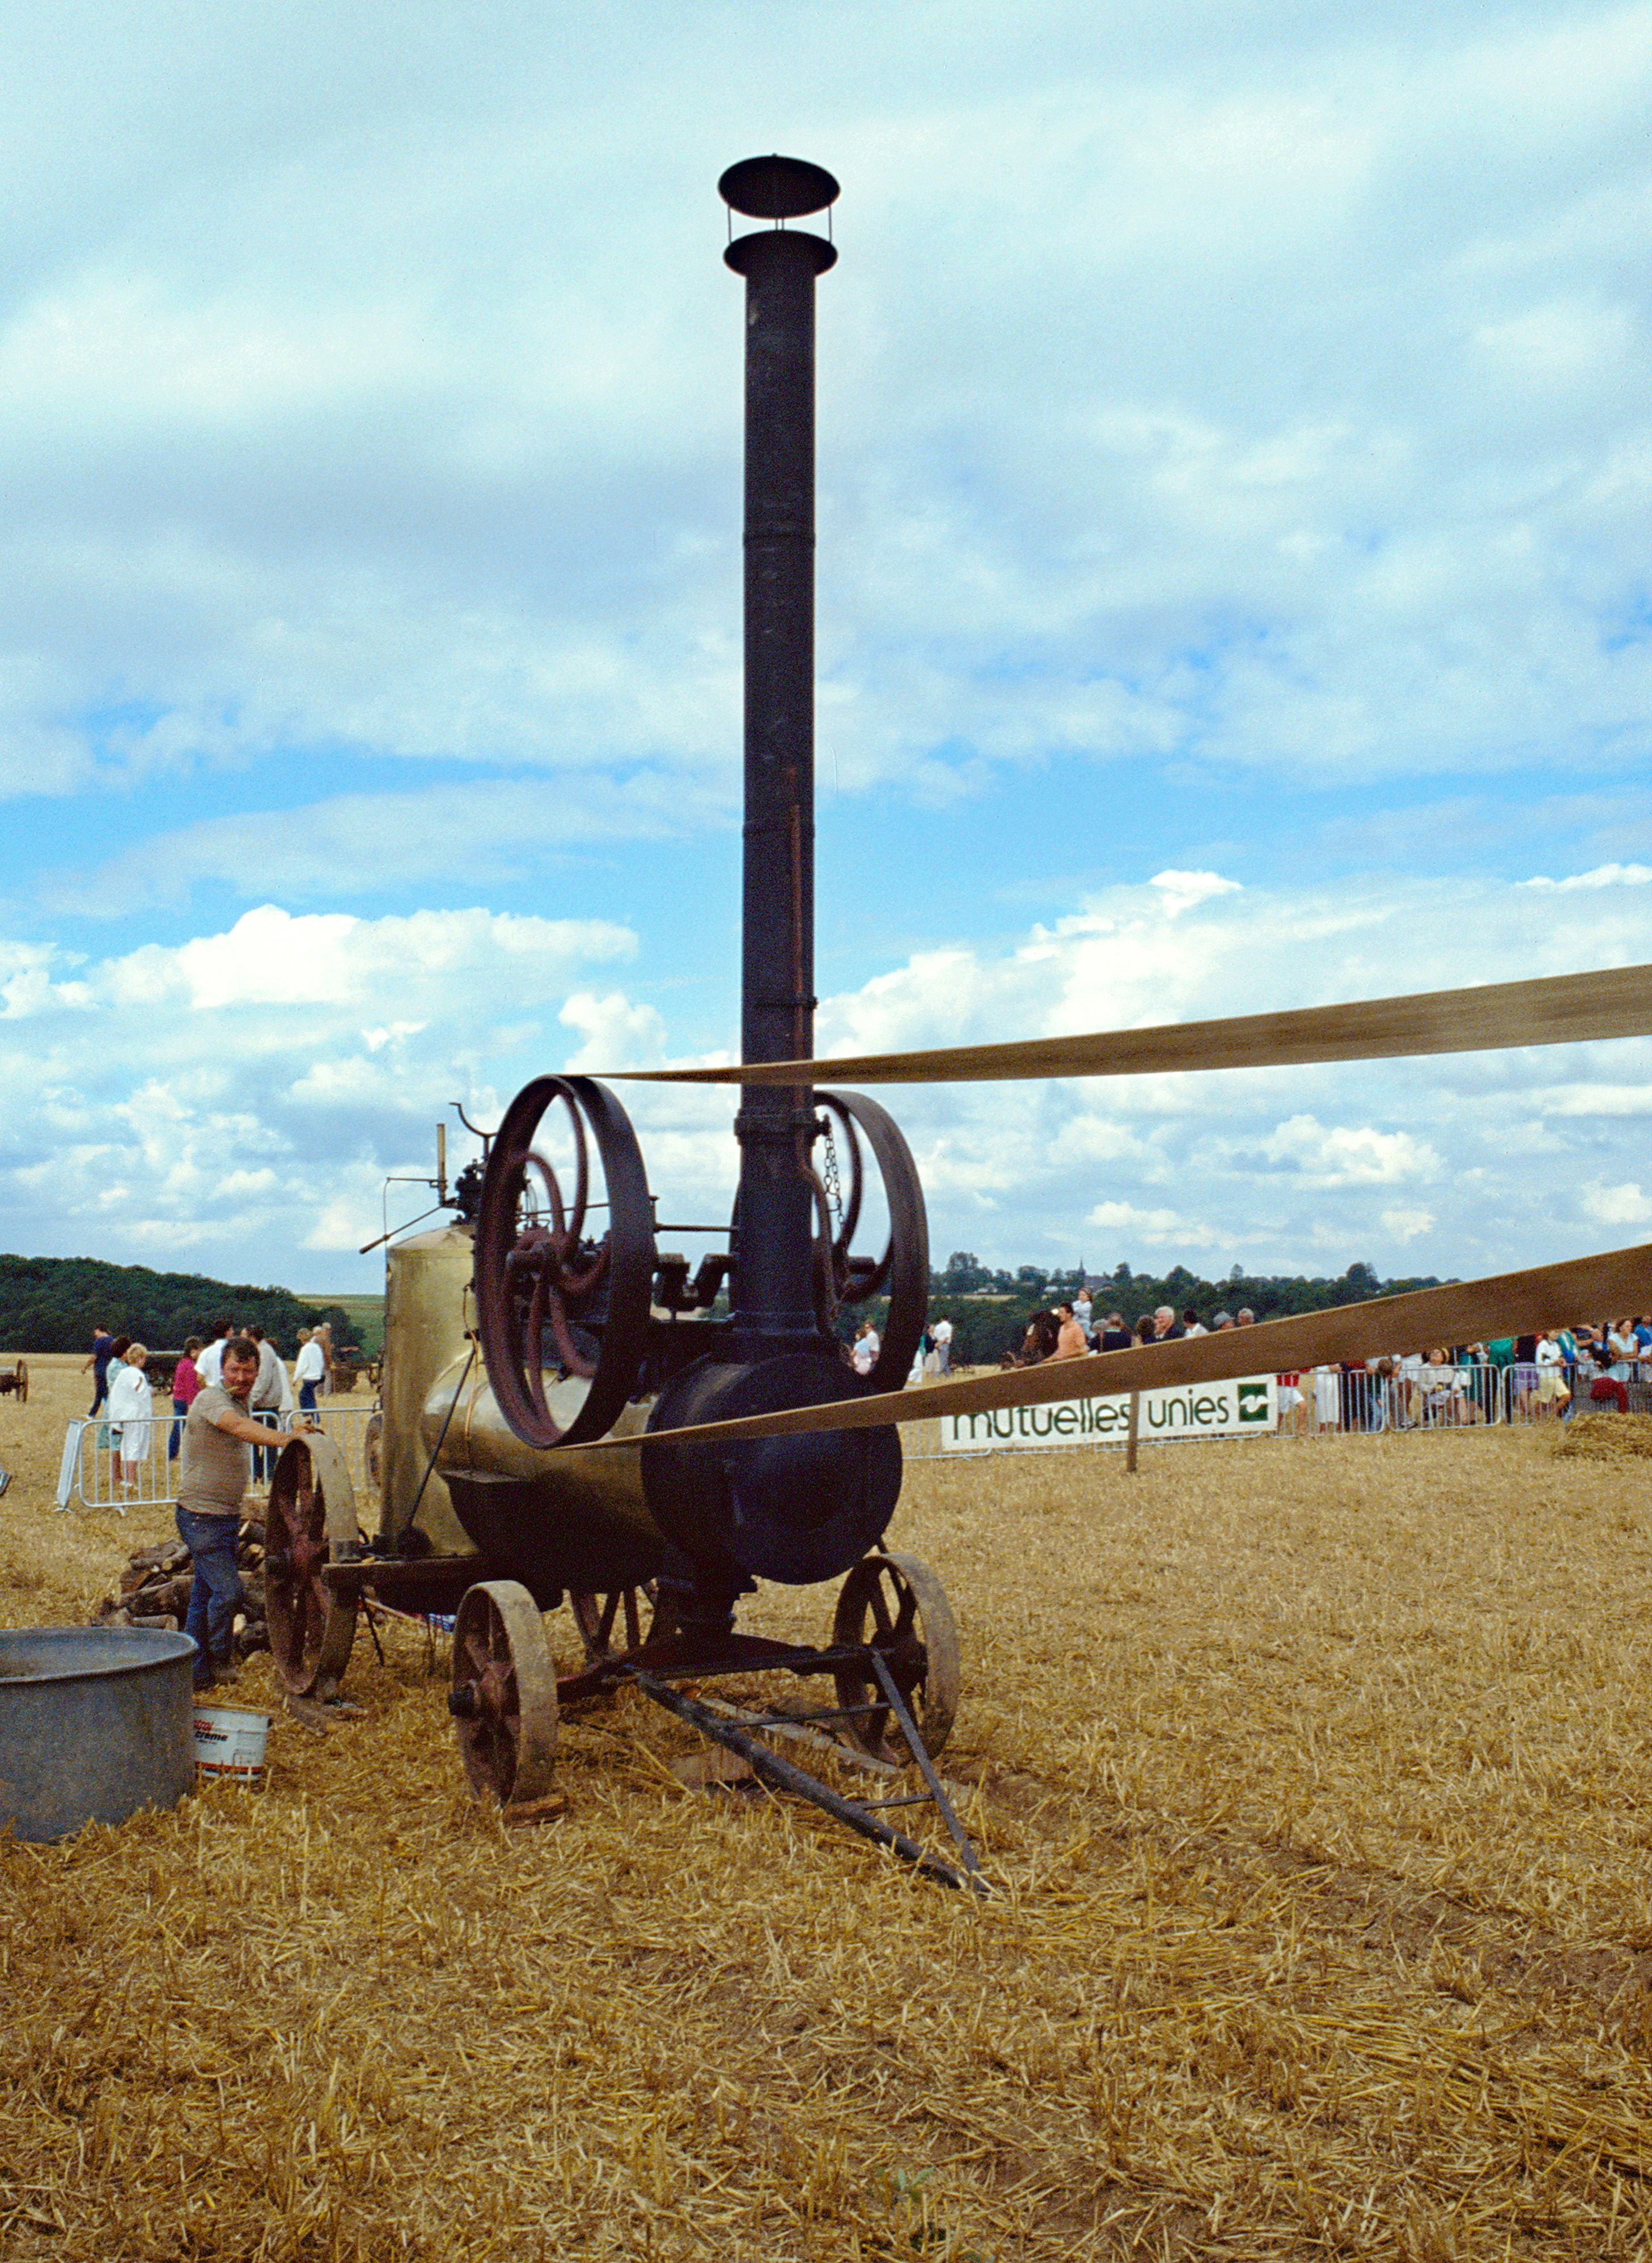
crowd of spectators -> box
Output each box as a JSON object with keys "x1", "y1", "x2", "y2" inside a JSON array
[
  {"x1": 1004, "y1": 1292, "x2": 1260, "y2": 1367},
  {"x1": 79, "y1": 1316, "x2": 336, "y2": 1494},
  {"x1": 1001, "y1": 1297, "x2": 1651, "y2": 1431},
  {"x1": 1283, "y1": 1322, "x2": 1652, "y2": 1434}
]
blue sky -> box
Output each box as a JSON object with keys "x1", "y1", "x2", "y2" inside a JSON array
[{"x1": 0, "y1": 0, "x2": 1647, "y2": 1294}]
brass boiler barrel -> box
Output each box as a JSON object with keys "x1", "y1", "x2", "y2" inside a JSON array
[
  {"x1": 386, "y1": 1224, "x2": 666, "y2": 1601},
  {"x1": 418, "y1": 1355, "x2": 663, "y2": 1600},
  {"x1": 379, "y1": 1224, "x2": 476, "y2": 1559}
]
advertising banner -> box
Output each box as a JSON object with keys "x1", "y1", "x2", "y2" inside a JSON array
[{"x1": 938, "y1": 1373, "x2": 1278, "y2": 1453}]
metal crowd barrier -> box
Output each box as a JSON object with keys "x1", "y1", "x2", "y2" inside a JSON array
[
  {"x1": 901, "y1": 1358, "x2": 1647, "y2": 1460},
  {"x1": 1286, "y1": 1362, "x2": 1648, "y2": 1436},
  {"x1": 54, "y1": 1401, "x2": 378, "y2": 1516}
]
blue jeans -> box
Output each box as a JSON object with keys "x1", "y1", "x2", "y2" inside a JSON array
[
  {"x1": 168, "y1": 1395, "x2": 188, "y2": 1461},
  {"x1": 299, "y1": 1381, "x2": 318, "y2": 1414},
  {"x1": 176, "y1": 1505, "x2": 243, "y2": 1680}
]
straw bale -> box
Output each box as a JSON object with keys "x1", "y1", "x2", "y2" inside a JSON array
[
  {"x1": 1554, "y1": 1412, "x2": 1652, "y2": 1461},
  {"x1": 2, "y1": 1354, "x2": 1650, "y2": 2258}
]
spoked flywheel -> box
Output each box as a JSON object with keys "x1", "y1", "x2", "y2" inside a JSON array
[
  {"x1": 831, "y1": 1550, "x2": 960, "y2": 1766},
  {"x1": 811, "y1": 1090, "x2": 929, "y2": 1392},
  {"x1": 473, "y1": 1075, "x2": 655, "y2": 1450}
]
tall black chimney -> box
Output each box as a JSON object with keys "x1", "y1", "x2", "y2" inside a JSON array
[{"x1": 718, "y1": 154, "x2": 839, "y2": 1357}]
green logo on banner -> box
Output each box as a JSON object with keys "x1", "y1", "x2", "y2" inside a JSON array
[{"x1": 1237, "y1": 1383, "x2": 1269, "y2": 1423}]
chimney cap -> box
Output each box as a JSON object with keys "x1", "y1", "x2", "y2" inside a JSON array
[{"x1": 718, "y1": 154, "x2": 839, "y2": 219}]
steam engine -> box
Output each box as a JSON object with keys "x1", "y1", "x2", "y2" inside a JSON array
[{"x1": 374, "y1": 155, "x2": 928, "y2": 1653}]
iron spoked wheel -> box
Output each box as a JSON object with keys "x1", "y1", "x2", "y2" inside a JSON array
[
  {"x1": 265, "y1": 1434, "x2": 359, "y2": 1700},
  {"x1": 569, "y1": 1583, "x2": 659, "y2": 1667},
  {"x1": 811, "y1": 1090, "x2": 929, "y2": 1393},
  {"x1": 474, "y1": 1075, "x2": 656, "y2": 1451},
  {"x1": 831, "y1": 1550, "x2": 960, "y2": 1766},
  {"x1": 450, "y1": 1580, "x2": 558, "y2": 1807}
]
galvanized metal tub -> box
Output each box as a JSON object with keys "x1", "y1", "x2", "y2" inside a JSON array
[{"x1": 0, "y1": 1626, "x2": 198, "y2": 1842}]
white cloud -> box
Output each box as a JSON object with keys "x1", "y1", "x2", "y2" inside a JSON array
[
  {"x1": 1148, "y1": 870, "x2": 1243, "y2": 916},
  {"x1": 1380, "y1": 1205, "x2": 1435, "y2": 1243},
  {"x1": 558, "y1": 991, "x2": 669, "y2": 1073},
  {"x1": 40, "y1": 774, "x2": 729, "y2": 917},
  {"x1": 1524, "y1": 1082, "x2": 1652, "y2": 1118},
  {"x1": 0, "y1": 901, "x2": 647, "y2": 1268},
  {"x1": 1581, "y1": 1180, "x2": 1652, "y2": 1229},
  {"x1": 1086, "y1": 1198, "x2": 1239, "y2": 1251},
  {"x1": 0, "y1": 2, "x2": 1644, "y2": 1292},
  {"x1": 1260, "y1": 1114, "x2": 1441, "y2": 1187},
  {"x1": 0, "y1": 0, "x2": 1641, "y2": 828},
  {"x1": 1, "y1": 861, "x2": 1647, "y2": 1285},
  {"x1": 1519, "y1": 863, "x2": 1652, "y2": 891},
  {"x1": 796, "y1": 864, "x2": 1652, "y2": 1279},
  {"x1": 78, "y1": 904, "x2": 634, "y2": 1017}
]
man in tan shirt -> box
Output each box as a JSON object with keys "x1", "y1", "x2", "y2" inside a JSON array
[{"x1": 177, "y1": 1336, "x2": 312, "y2": 1689}]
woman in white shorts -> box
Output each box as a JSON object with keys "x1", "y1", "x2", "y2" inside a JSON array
[
  {"x1": 1535, "y1": 1334, "x2": 1569, "y2": 1418},
  {"x1": 105, "y1": 1342, "x2": 156, "y2": 1491}
]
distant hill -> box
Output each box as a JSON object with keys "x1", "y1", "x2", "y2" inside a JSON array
[
  {"x1": 0, "y1": 1253, "x2": 352, "y2": 1358},
  {"x1": 298, "y1": 1294, "x2": 386, "y2": 1358}
]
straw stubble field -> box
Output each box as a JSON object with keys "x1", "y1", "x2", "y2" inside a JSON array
[{"x1": 1, "y1": 1353, "x2": 1649, "y2": 2261}]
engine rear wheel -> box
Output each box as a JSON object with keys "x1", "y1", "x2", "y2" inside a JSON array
[
  {"x1": 265, "y1": 1434, "x2": 359, "y2": 1701},
  {"x1": 569, "y1": 1584, "x2": 658, "y2": 1666},
  {"x1": 830, "y1": 1550, "x2": 960, "y2": 1766},
  {"x1": 450, "y1": 1580, "x2": 558, "y2": 1807}
]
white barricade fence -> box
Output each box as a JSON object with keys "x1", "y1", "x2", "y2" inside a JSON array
[
  {"x1": 55, "y1": 1401, "x2": 378, "y2": 1516},
  {"x1": 909, "y1": 1355, "x2": 1647, "y2": 1460},
  {"x1": 1296, "y1": 1359, "x2": 1650, "y2": 1435},
  {"x1": 938, "y1": 1374, "x2": 1278, "y2": 1455}
]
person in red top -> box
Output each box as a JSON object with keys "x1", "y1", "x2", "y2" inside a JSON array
[{"x1": 168, "y1": 1336, "x2": 204, "y2": 1464}]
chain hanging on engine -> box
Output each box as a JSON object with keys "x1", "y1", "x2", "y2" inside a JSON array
[
  {"x1": 820, "y1": 1114, "x2": 844, "y2": 1237},
  {"x1": 812, "y1": 1109, "x2": 846, "y2": 1330}
]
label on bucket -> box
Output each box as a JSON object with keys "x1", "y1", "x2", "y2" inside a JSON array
[{"x1": 193, "y1": 1704, "x2": 272, "y2": 1777}]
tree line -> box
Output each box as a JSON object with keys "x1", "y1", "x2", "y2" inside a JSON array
[
  {"x1": 0, "y1": 1253, "x2": 353, "y2": 1358},
  {"x1": 908, "y1": 1254, "x2": 1445, "y2": 1368}
]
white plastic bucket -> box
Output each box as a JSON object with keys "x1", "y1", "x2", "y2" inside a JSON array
[{"x1": 192, "y1": 1702, "x2": 272, "y2": 1790}]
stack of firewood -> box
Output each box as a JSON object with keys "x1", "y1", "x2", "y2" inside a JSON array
[{"x1": 90, "y1": 1519, "x2": 270, "y2": 1658}]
